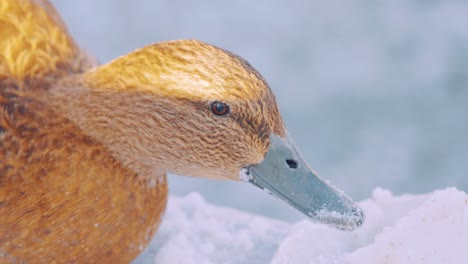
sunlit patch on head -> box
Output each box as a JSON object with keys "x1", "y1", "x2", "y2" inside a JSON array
[{"x1": 85, "y1": 40, "x2": 275, "y2": 100}]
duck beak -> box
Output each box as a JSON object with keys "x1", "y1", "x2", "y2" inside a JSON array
[{"x1": 244, "y1": 132, "x2": 364, "y2": 230}]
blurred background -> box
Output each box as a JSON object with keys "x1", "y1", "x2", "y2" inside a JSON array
[{"x1": 52, "y1": 0, "x2": 468, "y2": 221}]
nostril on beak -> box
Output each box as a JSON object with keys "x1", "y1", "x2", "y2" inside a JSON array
[{"x1": 285, "y1": 159, "x2": 298, "y2": 169}]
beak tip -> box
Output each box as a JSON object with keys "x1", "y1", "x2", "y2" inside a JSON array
[
  {"x1": 310, "y1": 201, "x2": 365, "y2": 231},
  {"x1": 345, "y1": 205, "x2": 365, "y2": 230},
  {"x1": 354, "y1": 206, "x2": 365, "y2": 226},
  {"x1": 336, "y1": 205, "x2": 365, "y2": 231}
]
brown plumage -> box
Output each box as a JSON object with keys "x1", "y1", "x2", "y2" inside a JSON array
[{"x1": 0, "y1": 0, "x2": 285, "y2": 262}]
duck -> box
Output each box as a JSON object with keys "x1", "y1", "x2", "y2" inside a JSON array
[{"x1": 0, "y1": 0, "x2": 364, "y2": 262}]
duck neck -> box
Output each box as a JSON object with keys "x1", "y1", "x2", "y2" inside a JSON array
[{"x1": 45, "y1": 74, "x2": 169, "y2": 181}]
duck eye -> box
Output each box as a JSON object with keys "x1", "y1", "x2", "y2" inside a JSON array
[{"x1": 210, "y1": 101, "x2": 230, "y2": 116}]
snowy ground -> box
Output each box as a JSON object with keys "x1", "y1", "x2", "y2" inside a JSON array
[{"x1": 134, "y1": 188, "x2": 468, "y2": 264}]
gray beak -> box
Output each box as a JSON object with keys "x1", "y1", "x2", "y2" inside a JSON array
[{"x1": 244, "y1": 132, "x2": 364, "y2": 231}]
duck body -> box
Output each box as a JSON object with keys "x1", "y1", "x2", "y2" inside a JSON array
[
  {"x1": 0, "y1": 80, "x2": 167, "y2": 262},
  {"x1": 0, "y1": 1, "x2": 166, "y2": 262}
]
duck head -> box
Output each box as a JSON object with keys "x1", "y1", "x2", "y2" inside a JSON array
[{"x1": 54, "y1": 40, "x2": 363, "y2": 230}]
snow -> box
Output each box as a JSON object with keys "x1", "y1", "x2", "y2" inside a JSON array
[{"x1": 134, "y1": 188, "x2": 468, "y2": 264}]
